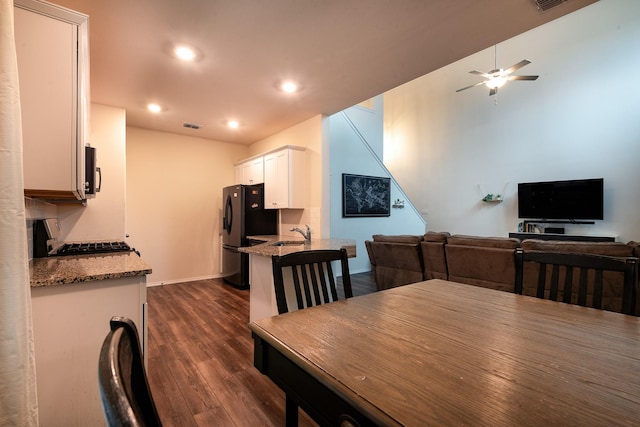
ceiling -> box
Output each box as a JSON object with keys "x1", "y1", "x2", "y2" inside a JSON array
[{"x1": 48, "y1": 0, "x2": 597, "y2": 145}]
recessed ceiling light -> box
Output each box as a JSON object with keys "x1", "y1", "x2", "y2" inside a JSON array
[
  {"x1": 174, "y1": 45, "x2": 197, "y2": 62},
  {"x1": 281, "y1": 81, "x2": 298, "y2": 93},
  {"x1": 227, "y1": 120, "x2": 239, "y2": 129},
  {"x1": 147, "y1": 103, "x2": 162, "y2": 113}
]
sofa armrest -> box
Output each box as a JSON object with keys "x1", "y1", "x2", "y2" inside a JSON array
[{"x1": 369, "y1": 241, "x2": 424, "y2": 291}]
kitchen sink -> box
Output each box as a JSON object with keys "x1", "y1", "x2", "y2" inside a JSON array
[{"x1": 271, "y1": 240, "x2": 305, "y2": 246}]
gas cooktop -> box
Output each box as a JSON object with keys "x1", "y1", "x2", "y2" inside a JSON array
[{"x1": 55, "y1": 241, "x2": 132, "y2": 256}]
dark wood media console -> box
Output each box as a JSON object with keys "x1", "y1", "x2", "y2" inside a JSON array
[{"x1": 509, "y1": 232, "x2": 615, "y2": 242}]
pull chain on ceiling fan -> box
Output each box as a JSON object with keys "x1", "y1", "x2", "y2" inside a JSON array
[{"x1": 456, "y1": 45, "x2": 539, "y2": 97}]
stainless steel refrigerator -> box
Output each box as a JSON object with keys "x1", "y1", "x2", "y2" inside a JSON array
[{"x1": 221, "y1": 183, "x2": 278, "y2": 288}]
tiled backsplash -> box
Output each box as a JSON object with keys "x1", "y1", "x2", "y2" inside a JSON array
[{"x1": 280, "y1": 207, "x2": 321, "y2": 239}]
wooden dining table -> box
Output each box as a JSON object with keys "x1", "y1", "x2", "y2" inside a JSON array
[{"x1": 248, "y1": 279, "x2": 640, "y2": 426}]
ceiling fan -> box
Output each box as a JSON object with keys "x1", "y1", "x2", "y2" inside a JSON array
[{"x1": 456, "y1": 46, "x2": 539, "y2": 96}]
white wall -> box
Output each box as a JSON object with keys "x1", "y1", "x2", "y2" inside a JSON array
[
  {"x1": 384, "y1": 0, "x2": 640, "y2": 241},
  {"x1": 329, "y1": 98, "x2": 426, "y2": 273},
  {"x1": 126, "y1": 127, "x2": 248, "y2": 285},
  {"x1": 58, "y1": 103, "x2": 127, "y2": 241}
]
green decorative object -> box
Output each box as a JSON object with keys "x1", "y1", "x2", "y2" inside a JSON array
[{"x1": 482, "y1": 194, "x2": 502, "y2": 203}]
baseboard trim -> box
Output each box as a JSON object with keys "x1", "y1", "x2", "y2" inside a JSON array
[{"x1": 147, "y1": 274, "x2": 221, "y2": 287}]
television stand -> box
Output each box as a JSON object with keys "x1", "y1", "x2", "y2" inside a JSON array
[
  {"x1": 521, "y1": 220, "x2": 598, "y2": 234},
  {"x1": 509, "y1": 232, "x2": 615, "y2": 242}
]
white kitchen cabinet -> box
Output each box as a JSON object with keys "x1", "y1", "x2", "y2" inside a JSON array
[
  {"x1": 264, "y1": 147, "x2": 307, "y2": 209},
  {"x1": 235, "y1": 164, "x2": 243, "y2": 184},
  {"x1": 242, "y1": 156, "x2": 264, "y2": 184},
  {"x1": 30, "y1": 276, "x2": 147, "y2": 426},
  {"x1": 14, "y1": 0, "x2": 89, "y2": 202}
]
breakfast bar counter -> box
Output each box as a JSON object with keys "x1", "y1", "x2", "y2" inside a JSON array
[
  {"x1": 239, "y1": 235, "x2": 356, "y2": 321},
  {"x1": 239, "y1": 235, "x2": 356, "y2": 257}
]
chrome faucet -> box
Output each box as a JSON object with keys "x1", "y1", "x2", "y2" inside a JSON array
[{"x1": 291, "y1": 225, "x2": 311, "y2": 242}]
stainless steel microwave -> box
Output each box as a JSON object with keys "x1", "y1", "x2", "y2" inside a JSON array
[{"x1": 85, "y1": 146, "x2": 101, "y2": 198}]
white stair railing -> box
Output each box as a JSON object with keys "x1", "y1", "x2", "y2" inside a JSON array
[{"x1": 339, "y1": 110, "x2": 425, "y2": 225}]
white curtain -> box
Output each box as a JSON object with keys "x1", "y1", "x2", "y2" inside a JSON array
[{"x1": 0, "y1": 0, "x2": 39, "y2": 425}]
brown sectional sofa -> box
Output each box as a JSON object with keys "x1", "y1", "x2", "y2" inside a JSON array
[
  {"x1": 367, "y1": 233, "x2": 520, "y2": 292},
  {"x1": 365, "y1": 233, "x2": 639, "y2": 315}
]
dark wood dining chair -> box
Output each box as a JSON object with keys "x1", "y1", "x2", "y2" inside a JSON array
[
  {"x1": 271, "y1": 248, "x2": 353, "y2": 425},
  {"x1": 98, "y1": 316, "x2": 162, "y2": 427},
  {"x1": 272, "y1": 248, "x2": 353, "y2": 315},
  {"x1": 515, "y1": 248, "x2": 638, "y2": 315}
]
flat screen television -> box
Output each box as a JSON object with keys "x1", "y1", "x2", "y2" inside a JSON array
[{"x1": 517, "y1": 178, "x2": 604, "y2": 220}]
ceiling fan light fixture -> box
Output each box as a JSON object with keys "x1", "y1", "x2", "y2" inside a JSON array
[
  {"x1": 456, "y1": 53, "x2": 538, "y2": 96},
  {"x1": 485, "y1": 76, "x2": 507, "y2": 90}
]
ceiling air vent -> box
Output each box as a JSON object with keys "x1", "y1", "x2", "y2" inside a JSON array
[
  {"x1": 532, "y1": 0, "x2": 567, "y2": 12},
  {"x1": 183, "y1": 122, "x2": 202, "y2": 130}
]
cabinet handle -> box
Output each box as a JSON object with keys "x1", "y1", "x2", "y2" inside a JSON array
[{"x1": 96, "y1": 167, "x2": 102, "y2": 192}]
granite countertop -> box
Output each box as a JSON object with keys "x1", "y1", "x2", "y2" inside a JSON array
[
  {"x1": 30, "y1": 252, "x2": 152, "y2": 288},
  {"x1": 239, "y1": 235, "x2": 357, "y2": 258}
]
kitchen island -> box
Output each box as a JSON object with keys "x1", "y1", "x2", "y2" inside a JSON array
[
  {"x1": 239, "y1": 235, "x2": 356, "y2": 321},
  {"x1": 29, "y1": 252, "x2": 151, "y2": 426}
]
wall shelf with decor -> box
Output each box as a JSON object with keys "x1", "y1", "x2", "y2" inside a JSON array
[
  {"x1": 392, "y1": 199, "x2": 405, "y2": 209},
  {"x1": 481, "y1": 194, "x2": 503, "y2": 203}
]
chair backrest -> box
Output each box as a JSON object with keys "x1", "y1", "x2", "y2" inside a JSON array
[
  {"x1": 515, "y1": 249, "x2": 638, "y2": 315},
  {"x1": 272, "y1": 248, "x2": 353, "y2": 314},
  {"x1": 98, "y1": 316, "x2": 162, "y2": 427}
]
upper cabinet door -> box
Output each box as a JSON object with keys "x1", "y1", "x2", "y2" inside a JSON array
[
  {"x1": 15, "y1": 0, "x2": 89, "y2": 202},
  {"x1": 264, "y1": 150, "x2": 288, "y2": 208},
  {"x1": 242, "y1": 157, "x2": 264, "y2": 185},
  {"x1": 264, "y1": 148, "x2": 307, "y2": 209}
]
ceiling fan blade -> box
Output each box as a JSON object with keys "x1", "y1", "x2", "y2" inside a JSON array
[
  {"x1": 504, "y1": 59, "x2": 531, "y2": 75},
  {"x1": 489, "y1": 87, "x2": 498, "y2": 96},
  {"x1": 456, "y1": 81, "x2": 487, "y2": 92},
  {"x1": 508, "y1": 75, "x2": 539, "y2": 81},
  {"x1": 469, "y1": 70, "x2": 492, "y2": 78}
]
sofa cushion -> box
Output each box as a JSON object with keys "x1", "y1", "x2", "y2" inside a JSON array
[
  {"x1": 420, "y1": 232, "x2": 450, "y2": 280},
  {"x1": 372, "y1": 234, "x2": 424, "y2": 244},
  {"x1": 445, "y1": 235, "x2": 520, "y2": 292},
  {"x1": 423, "y1": 231, "x2": 450, "y2": 243},
  {"x1": 521, "y1": 239, "x2": 634, "y2": 257},
  {"x1": 447, "y1": 235, "x2": 520, "y2": 249}
]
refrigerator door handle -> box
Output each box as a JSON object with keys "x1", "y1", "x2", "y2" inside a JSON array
[{"x1": 224, "y1": 194, "x2": 233, "y2": 234}]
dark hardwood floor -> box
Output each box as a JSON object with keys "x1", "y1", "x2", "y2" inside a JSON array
[{"x1": 146, "y1": 271, "x2": 376, "y2": 426}]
